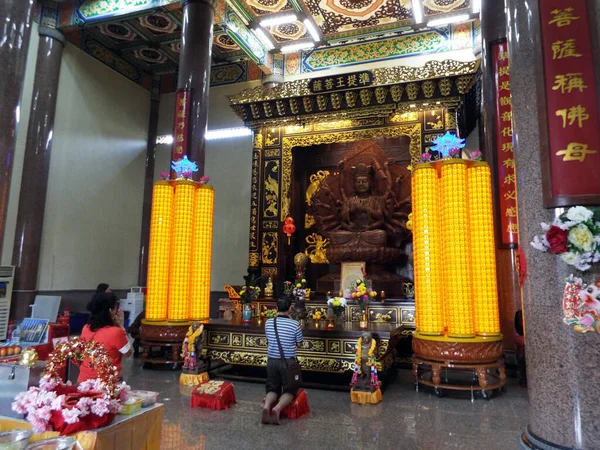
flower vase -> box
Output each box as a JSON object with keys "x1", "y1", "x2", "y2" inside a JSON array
[{"x1": 242, "y1": 303, "x2": 252, "y2": 323}]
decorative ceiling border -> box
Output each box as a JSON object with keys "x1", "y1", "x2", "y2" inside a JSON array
[{"x1": 229, "y1": 59, "x2": 479, "y2": 104}]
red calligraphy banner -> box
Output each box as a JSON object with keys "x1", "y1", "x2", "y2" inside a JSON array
[
  {"x1": 492, "y1": 42, "x2": 519, "y2": 246},
  {"x1": 539, "y1": 0, "x2": 600, "y2": 205},
  {"x1": 171, "y1": 90, "x2": 190, "y2": 163}
]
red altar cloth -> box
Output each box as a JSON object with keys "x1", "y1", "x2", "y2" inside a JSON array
[{"x1": 190, "y1": 381, "x2": 236, "y2": 410}]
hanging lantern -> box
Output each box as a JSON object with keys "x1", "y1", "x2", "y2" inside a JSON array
[{"x1": 282, "y1": 217, "x2": 296, "y2": 245}]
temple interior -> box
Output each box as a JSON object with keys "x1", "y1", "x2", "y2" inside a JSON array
[{"x1": 0, "y1": 0, "x2": 599, "y2": 449}]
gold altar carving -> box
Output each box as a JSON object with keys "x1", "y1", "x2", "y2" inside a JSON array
[
  {"x1": 445, "y1": 110, "x2": 457, "y2": 129},
  {"x1": 229, "y1": 60, "x2": 480, "y2": 104},
  {"x1": 254, "y1": 133, "x2": 263, "y2": 149},
  {"x1": 264, "y1": 148, "x2": 280, "y2": 158},
  {"x1": 261, "y1": 266, "x2": 277, "y2": 279},
  {"x1": 223, "y1": 285, "x2": 240, "y2": 299},
  {"x1": 305, "y1": 233, "x2": 329, "y2": 264},
  {"x1": 306, "y1": 170, "x2": 330, "y2": 205},
  {"x1": 248, "y1": 252, "x2": 259, "y2": 268},
  {"x1": 304, "y1": 214, "x2": 316, "y2": 229},
  {"x1": 280, "y1": 123, "x2": 422, "y2": 220},
  {"x1": 261, "y1": 232, "x2": 278, "y2": 264},
  {"x1": 263, "y1": 160, "x2": 279, "y2": 219}
]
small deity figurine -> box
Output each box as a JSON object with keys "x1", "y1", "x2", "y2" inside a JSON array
[
  {"x1": 181, "y1": 322, "x2": 204, "y2": 374},
  {"x1": 264, "y1": 276, "x2": 274, "y2": 298},
  {"x1": 350, "y1": 332, "x2": 379, "y2": 392}
]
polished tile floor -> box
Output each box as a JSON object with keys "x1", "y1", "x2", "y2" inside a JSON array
[{"x1": 122, "y1": 359, "x2": 529, "y2": 450}]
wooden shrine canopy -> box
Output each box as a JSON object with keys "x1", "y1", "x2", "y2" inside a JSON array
[{"x1": 228, "y1": 59, "x2": 480, "y2": 130}]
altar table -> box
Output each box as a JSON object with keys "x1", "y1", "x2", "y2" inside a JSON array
[
  {"x1": 205, "y1": 318, "x2": 409, "y2": 373},
  {"x1": 0, "y1": 404, "x2": 163, "y2": 450}
]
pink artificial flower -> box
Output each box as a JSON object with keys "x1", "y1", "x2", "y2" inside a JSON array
[
  {"x1": 39, "y1": 376, "x2": 59, "y2": 391},
  {"x1": 108, "y1": 399, "x2": 122, "y2": 414},
  {"x1": 62, "y1": 407, "x2": 83, "y2": 424},
  {"x1": 420, "y1": 153, "x2": 432, "y2": 161},
  {"x1": 51, "y1": 395, "x2": 66, "y2": 411},
  {"x1": 200, "y1": 175, "x2": 210, "y2": 184},
  {"x1": 76, "y1": 397, "x2": 94, "y2": 417},
  {"x1": 160, "y1": 172, "x2": 170, "y2": 180},
  {"x1": 449, "y1": 148, "x2": 461, "y2": 157},
  {"x1": 91, "y1": 398, "x2": 111, "y2": 416},
  {"x1": 363, "y1": 295, "x2": 368, "y2": 301},
  {"x1": 470, "y1": 150, "x2": 482, "y2": 160}
]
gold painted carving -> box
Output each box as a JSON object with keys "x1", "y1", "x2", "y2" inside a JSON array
[
  {"x1": 263, "y1": 221, "x2": 278, "y2": 230},
  {"x1": 345, "y1": 91, "x2": 357, "y2": 107},
  {"x1": 422, "y1": 80, "x2": 436, "y2": 98},
  {"x1": 305, "y1": 170, "x2": 330, "y2": 205},
  {"x1": 375, "y1": 86, "x2": 388, "y2": 104},
  {"x1": 438, "y1": 78, "x2": 452, "y2": 96},
  {"x1": 276, "y1": 100, "x2": 286, "y2": 116},
  {"x1": 229, "y1": 60, "x2": 480, "y2": 104},
  {"x1": 264, "y1": 131, "x2": 279, "y2": 147},
  {"x1": 262, "y1": 231, "x2": 278, "y2": 264},
  {"x1": 456, "y1": 74, "x2": 476, "y2": 94},
  {"x1": 250, "y1": 104, "x2": 260, "y2": 119},
  {"x1": 263, "y1": 103, "x2": 273, "y2": 117},
  {"x1": 390, "y1": 84, "x2": 404, "y2": 101},
  {"x1": 389, "y1": 111, "x2": 420, "y2": 123},
  {"x1": 224, "y1": 285, "x2": 241, "y2": 299},
  {"x1": 279, "y1": 124, "x2": 422, "y2": 219},
  {"x1": 254, "y1": 132, "x2": 263, "y2": 149},
  {"x1": 317, "y1": 94, "x2": 328, "y2": 111},
  {"x1": 303, "y1": 97, "x2": 313, "y2": 113},
  {"x1": 289, "y1": 98, "x2": 299, "y2": 114},
  {"x1": 248, "y1": 252, "x2": 259, "y2": 268},
  {"x1": 305, "y1": 233, "x2": 329, "y2": 264},
  {"x1": 331, "y1": 92, "x2": 342, "y2": 109},
  {"x1": 360, "y1": 89, "x2": 373, "y2": 106},
  {"x1": 305, "y1": 213, "x2": 316, "y2": 229},
  {"x1": 263, "y1": 159, "x2": 279, "y2": 219},
  {"x1": 445, "y1": 110, "x2": 457, "y2": 129},
  {"x1": 261, "y1": 267, "x2": 277, "y2": 279},
  {"x1": 406, "y1": 82, "x2": 420, "y2": 100},
  {"x1": 264, "y1": 148, "x2": 280, "y2": 158}
]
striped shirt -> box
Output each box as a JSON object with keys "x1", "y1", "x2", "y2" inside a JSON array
[{"x1": 265, "y1": 316, "x2": 303, "y2": 359}]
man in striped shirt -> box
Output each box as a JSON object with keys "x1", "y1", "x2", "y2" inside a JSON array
[{"x1": 262, "y1": 295, "x2": 304, "y2": 424}]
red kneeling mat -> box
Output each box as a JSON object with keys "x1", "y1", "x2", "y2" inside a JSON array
[
  {"x1": 190, "y1": 381, "x2": 236, "y2": 410},
  {"x1": 263, "y1": 389, "x2": 310, "y2": 419}
]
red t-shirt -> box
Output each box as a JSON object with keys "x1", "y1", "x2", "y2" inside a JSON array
[{"x1": 78, "y1": 325, "x2": 131, "y2": 382}]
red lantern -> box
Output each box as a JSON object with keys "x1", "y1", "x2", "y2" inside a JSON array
[{"x1": 282, "y1": 217, "x2": 296, "y2": 245}]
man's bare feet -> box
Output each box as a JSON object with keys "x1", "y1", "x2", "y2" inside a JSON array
[{"x1": 270, "y1": 408, "x2": 281, "y2": 425}]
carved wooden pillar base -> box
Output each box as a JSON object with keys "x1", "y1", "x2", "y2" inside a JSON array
[
  {"x1": 139, "y1": 321, "x2": 190, "y2": 367},
  {"x1": 412, "y1": 333, "x2": 506, "y2": 400}
]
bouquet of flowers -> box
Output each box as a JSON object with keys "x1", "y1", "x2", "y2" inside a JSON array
[
  {"x1": 239, "y1": 274, "x2": 262, "y2": 304},
  {"x1": 327, "y1": 297, "x2": 347, "y2": 318},
  {"x1": 531, "y1": 206, "x2": 600, "y2": 272},
  {"x1": 293, "y1": 278, "x2": 307, "y2": 299},
  {"x1": 347, "y1": 277, "x2": 377, "y2": 311},
  {"x1": 283, "y1": 281, "x2": 293, "y2": 295}
]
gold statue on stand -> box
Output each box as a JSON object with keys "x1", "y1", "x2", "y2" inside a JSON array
[
  {"x1": 264, "y1": 276, "x2": 274, "y2": 298},
  {"x1": 350, "y1": 332, "x2": 382, "y2": 404}
]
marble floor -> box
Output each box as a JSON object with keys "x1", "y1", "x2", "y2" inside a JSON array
[{"x1": 121, "y1": 359, "x2": 529, "y2": 450}]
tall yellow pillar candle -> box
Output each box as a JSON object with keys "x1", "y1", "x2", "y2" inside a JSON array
[{"x1": 190, "y1": 185, "x2": 214, "y2": 320}]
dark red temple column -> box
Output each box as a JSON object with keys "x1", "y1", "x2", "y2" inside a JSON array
[
  {"x1": 11, "y1": 27, "x2": 64, "y2": 319},
  {"x1": 480, "y1": 0, "x2": 521, "y2": 363},
  {"x1": 138, "y1": 76, "x2": 161, "y2": 287},
  {"x1": 0, "y1": 0, "x2": 35, "y2": 257},
  {"x1": 174, "y1": 0, "x2": 215, "y2": 178}
]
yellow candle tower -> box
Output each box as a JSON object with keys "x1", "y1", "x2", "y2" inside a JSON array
[
  {"x1": 412, "y1": 165, "x2": 444, "y2": 335},
  {"x1": 145, "y1": 178, "x2": 214, "y2": 323},
  {"x1": 189, "y1": 185, "x2": 214, "y2": 320},
  {"x1": 412, "y1": 159, "x2": 501, "y2": 338},
  {"x1": 145, "y1": 181, "x2": 174, "y2": 321},
  {"x1": 467, "y1": 163, "x2": 500, "y2": 336}
]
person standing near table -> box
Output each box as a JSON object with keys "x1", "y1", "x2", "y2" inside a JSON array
[{"x1": 262, "y1": 295, "x2": 303, "y2": 424}]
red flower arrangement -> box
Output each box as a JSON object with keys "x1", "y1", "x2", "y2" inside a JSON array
[{"x1": 545, "y1": 225, "x2": 569, "y2": 254}]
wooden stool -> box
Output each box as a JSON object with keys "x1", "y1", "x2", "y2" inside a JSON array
[{"x1": 190, "y1": 381, "x2": 236, "y2": 410}]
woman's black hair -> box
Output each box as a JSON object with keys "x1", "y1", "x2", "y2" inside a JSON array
[
  {"x1": 96, "y1": 283, "x2": 110, "y2": 294},
  {"x1": 87, "y1": 292, "x2": 118, "y2": 331}
]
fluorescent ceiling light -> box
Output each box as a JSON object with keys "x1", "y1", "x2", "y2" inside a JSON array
[
  {"x1": 472, "y1": 0, "x2": 481, "y2": 14},
  {"x1": 156, "y1": 135, "x2": 173, "y2": 145},
  {"x1": 260, "y1": 13, "x2": 297, "y2": 27},
  {"x1": 254, "y1": 28, "x2": 275, "y2": 50},
  {"x1": 427, "y1": 14, "x2": 470, "y2": 27},
  {"x1": 206, "y1": 127, "x2": 252, "y2": 140},
  {"x1": 280, "y1": 41, "x2": 315, "y2": 54},
  {"x1": 303, "y1": 18, "x2": 321, "y2": 41},
  {"x1": 411, "y1": 0, "x2": 423, "y2": 23}
]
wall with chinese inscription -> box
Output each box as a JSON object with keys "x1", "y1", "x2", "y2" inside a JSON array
[
  {"x1": 157, "y1": 81, "x2": 258, "y2": 289},
  {"x1": 2, "y1": 27, "x2": 151, "y2": 291}
]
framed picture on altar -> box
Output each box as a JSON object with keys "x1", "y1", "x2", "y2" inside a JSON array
[{"x1": 340, "y1": 262, "x2": 366, "y2": 295}]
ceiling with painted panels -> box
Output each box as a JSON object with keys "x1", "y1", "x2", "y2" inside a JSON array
[
  {"x1": 231, "y1": 0, "x2": 474, "y2": 45},
  {"x1": 57, "y1": 0, "x2": 479, "y2": 90}
]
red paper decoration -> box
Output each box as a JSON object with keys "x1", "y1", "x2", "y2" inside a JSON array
[{"x1": 283, "y1": 217, "x2": 296, "y2": 245}]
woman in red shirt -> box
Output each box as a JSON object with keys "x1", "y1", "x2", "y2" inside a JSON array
[{"x1": 78, "y1": 292, "x2": 132, "y2": 383}]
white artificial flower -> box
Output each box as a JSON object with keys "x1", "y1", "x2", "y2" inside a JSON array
[
  {"x1": 566, "y1": 206, "x2": 594, "y2": 223},
  {"x1": 540, "y1": 222, "x2": 551, "y2": 232},
  {"x1": 560, "y1": 252, "x2": 580, "y2": 266},
  {"x1": 568, "y1": 224, "x2": 595, "y2": 252},
  {"x1": 531, "y1": 235, "x2": 548, "y2": 252}
]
